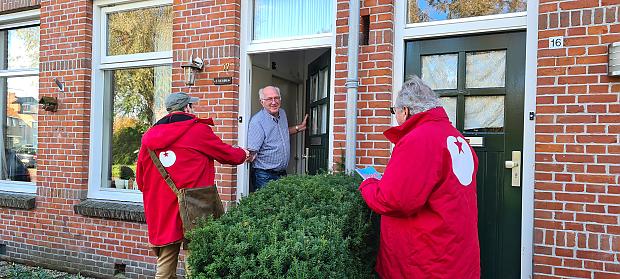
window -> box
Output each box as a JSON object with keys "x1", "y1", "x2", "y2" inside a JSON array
[
  {"x1": 253, "y1": 0, "x2": 333, "y2": 40},
  {"x1": 89, "y1": 0, "x2": 172, "y2": 202},
  {"x1": 407, "y1": 0, "x2": 527, "y2": 24},
  {"x1": 0, "y1": 22, "x2": 39, "y2": 193}
]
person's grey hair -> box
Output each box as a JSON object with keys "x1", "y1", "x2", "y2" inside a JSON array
[
  {"x1": 258, "y1": 86, "x2": 281, "y2": 99},
  {"x1": 395, "y1": 75, "x2": 441, "y2": 115}
]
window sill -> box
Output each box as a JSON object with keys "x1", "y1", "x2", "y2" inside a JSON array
[
  {"x1": 0, "y1": 191, "x2": 36, "y2": 210},
  {"x1": 74, "y1": 199, "x2": 145, "y2": 223}
]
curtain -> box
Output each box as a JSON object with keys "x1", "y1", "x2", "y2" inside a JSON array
[{"x1": 254, "y1": 0, "x2": 333, "y2": 40}]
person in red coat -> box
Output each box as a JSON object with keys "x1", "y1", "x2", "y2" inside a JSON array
[
  {"x1": 359, "y1": 76, "x2": 480, "y2": 279},
  {"x1": 136, "y1": 93, "x2": 249, "y2": 279}
]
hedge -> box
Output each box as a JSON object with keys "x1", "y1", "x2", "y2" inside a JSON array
[{"x1": 187, "y1": 174, "x2": 379, "y2": 279}]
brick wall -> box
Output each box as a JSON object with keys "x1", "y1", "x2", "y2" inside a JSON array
[
  {"x1": 0, "y1": 0, "x2": 39, "y2": 14},
  {"x1": 535, "y1": 0, "x2": 620, "y2": 277},
  {"x1": 172, "y1": 0, "x2": 241, "y2": 207},
  {"x1": 0, "y1": 0, "x2": 157, "y2": 278},
  {"x1": 333, "y1": 0, "x2": 393, "y2": 172}
]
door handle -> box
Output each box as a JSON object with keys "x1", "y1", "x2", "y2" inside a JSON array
[{"x1": 504, "y1": 151, "x2": 521, "y2": 187}]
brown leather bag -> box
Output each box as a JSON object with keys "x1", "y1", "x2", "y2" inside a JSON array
[{"x1": 148, "y1": 149, "x2": 224, "y2": 233}]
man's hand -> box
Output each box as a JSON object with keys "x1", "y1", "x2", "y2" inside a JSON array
[
  {"x1": 241, "y1": 147, "x2": 250, "y2": 161},
  {"x1": 297, "y1": 114, "x2": 309, "y2": 132},
  {"x1": 247, "y1": 152, "x2": 257, "y2": 163}
]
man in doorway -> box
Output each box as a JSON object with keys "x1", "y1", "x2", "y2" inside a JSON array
[
  {"x1": 136, "y1": 92, "x2": 249, "y2": 278},
  {"x1": 247, "y1": 85, "x2": 308, "y2": 190}
]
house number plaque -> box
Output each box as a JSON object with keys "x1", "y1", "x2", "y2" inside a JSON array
[{"x1": 213, "y1": 77, "x2": 233, "y2": 85}]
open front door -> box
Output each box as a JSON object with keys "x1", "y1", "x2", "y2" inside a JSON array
[{"x1": 304, "y1": 51, "x2": 330, "y2": 174}]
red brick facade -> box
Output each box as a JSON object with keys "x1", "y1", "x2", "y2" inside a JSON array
[
  {"x1": 535, "y1": 0, "x2": 620, "y2": 277},
  {"x1": 333, "y1": 0, "x2": 393, "y2": 172},
  {"x1": 0, "y1": 0, "x2": 618, "y2": 278},
  {"x1": 0, "y1": 0, "x2": 39, "y2": 14}
]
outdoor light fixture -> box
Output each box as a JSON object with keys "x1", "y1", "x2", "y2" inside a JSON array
[
  {"x1": 182, "y1": 55, "x2": 204, "y2": 86},
  {"x1": 608, "y1": 42, "x2": 620, "y2": 77}
]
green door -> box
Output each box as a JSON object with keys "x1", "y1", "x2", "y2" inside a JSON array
[
  {"x1": 305, "y1": 50, "x2": 330, "y2": 174},
  {"x1": 405, "y1": 32, "x2": 525, "y2": 278}
]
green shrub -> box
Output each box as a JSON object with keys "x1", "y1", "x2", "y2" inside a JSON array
[{"x1": 187, "y1": 174, "x2": 379, "y2": 279}]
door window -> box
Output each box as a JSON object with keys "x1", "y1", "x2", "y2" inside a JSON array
[
  {"x1": 464, "y1": 96, "x2": 504, "y2": 132},
  {"x1": 421, "y1": 53, "x2": 458, "y2": 90},
  {"x1": 466, "y1": 50, "x2": 506, "y2": 88}
]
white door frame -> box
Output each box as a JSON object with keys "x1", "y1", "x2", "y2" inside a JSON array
[
  {"x1": 237, "y1": 0, "x2": 338, "y2": 200},
  {"x1": 392, "y1": 1, "x2": 538, "y2": 278}
]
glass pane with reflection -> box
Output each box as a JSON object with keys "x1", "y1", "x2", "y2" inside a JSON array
[
  {"x1": 107, "y1": 5, "x2": 172, "y2": 56},
  {"x1": 421, "y1": 54, "x2": 458, "y2": 90},
  {"x1": 7, "y1": 26, "x2": 39, "y2": 70},
  {"x1": 466, "y1": 50, "x2": 506, "y2": 88},
  {"x1": 104, "y1": 66, "x2": 171, "y2": 190},
  {"x1": 465, "y1": 96, "x2": 504, "y2": 132},
  {"x1": 2, "y1": 76, "x2": 38, "y2": 183},
  {"x1": 407, "y1": 0, "x2": 527, "y2": 24}
]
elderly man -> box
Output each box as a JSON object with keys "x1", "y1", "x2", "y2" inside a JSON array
[
  {"x1": 247, "y1": 86, "x2": 308, "y2": 190},
  {"x1": 136, "y1": 92, "x2": 249, "y2": 278},
  {"x1": 358, "y1": 76, "x2": 480, "y2": 278}
]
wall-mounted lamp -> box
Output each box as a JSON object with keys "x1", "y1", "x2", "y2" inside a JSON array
[
  {"x1": 608, "y1": 42, "x2": 620, "y2": 76},
  {"x1": 181, "y1": 56, "x2": 204, "y2": 86}
]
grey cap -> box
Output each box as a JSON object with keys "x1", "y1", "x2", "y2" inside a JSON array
[{"x1": 165, "y1": 93, "x2": 199, "y2": 112}]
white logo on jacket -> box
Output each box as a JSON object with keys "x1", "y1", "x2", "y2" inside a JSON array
[
  {"x1": 159, "y1": 151, "x2": 177, "y2": 167},
  {"x1": 446, "y1": 136, "x2": 474, "y2": 186}
]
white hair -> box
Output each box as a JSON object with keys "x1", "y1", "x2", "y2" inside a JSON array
[
  {"x1": 258, "y1": 86, "x2": 281, "y2": 99},
  {"x1": 395, "y1": 75, "x2": 441, "y2": 115}
]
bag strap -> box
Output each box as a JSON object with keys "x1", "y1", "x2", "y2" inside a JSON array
[{"x1": 147, "y1": 149, "x2": 181, "y2": 196}]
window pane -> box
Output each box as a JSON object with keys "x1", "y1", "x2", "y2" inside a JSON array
[
  {"x1": 7, "y1": 26, "x2": 39, "y2": 70},
  {"x1": 439, "y1": 97, "x2": 457, "y2": 127},
  {"x1": 421, "y1": 54, "x2": 458, "y2": 90},
  {"x1": 311, "y1": 106, "x2": 318, "y2": 135},
  {"x1": 466, "y1": 50, "x2": 506, "y2": 88},
  {"x1": 254, "y1": 0, "x2": 333, "y2": 40},
  {"x1": 320, "y1": 68, "x2": 328, "y2": 99},
  {"x1": 310, "y1": 73, "x2": 319, "y2": 102},
  {"x1": 320, "y1": 104, "x2": 327, "y2": 134},
  {"x1": 465, "y1": 96, "x2": 504, "y2": 132},
  {"x1": 407, "y1": 0, "x2": 527, "y2": 24},
  {"x1": 105, "y1": 66, "x2": 171, "y2": 189},
  {"x1": 107, "y1": 5, "x2": 172, "y2": 56},
  {"x1": 2, "y1": 76, "x2": 38, "y2": 183}
]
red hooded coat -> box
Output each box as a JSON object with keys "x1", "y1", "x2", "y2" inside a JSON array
[
  {"x1": 136, "y1": 112, "x2": 246, "y2": 246},
  {"x1": 359, "y1": 107, "x2": 480, "y2": 279}
]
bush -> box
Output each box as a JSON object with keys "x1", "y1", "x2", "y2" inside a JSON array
[{"x1": 187, "y1": 174, "x2": 379, "y2": 279}]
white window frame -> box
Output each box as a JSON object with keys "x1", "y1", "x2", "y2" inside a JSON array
[
  {"x1": 0, "y1": 9, "x2": 40, "y2": 194},
  {"x1": 394, "y1": 1, "x2": 537, "y2": 278},
  {"x1": 88, "y1": 0, "x2": 173, "y2": 202}
]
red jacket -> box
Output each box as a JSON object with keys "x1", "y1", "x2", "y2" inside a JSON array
[
  {"x1": 359, "y1": 107, "x2": 480, "y2": 279},
  {"x1": 136, "y1": 112, "x2": 246, "y2": 246}
]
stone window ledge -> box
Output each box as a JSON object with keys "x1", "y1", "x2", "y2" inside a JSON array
[
  {"x1": 0, "y1": 191, "x2": 36, "y2": 210},
  {"x1": 74, "y1": 199, "x2": 145, "y2": 223}
]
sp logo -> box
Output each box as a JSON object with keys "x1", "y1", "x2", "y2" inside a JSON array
[{"x1": 446, "y1": 136, "x2": 474, "y2": 186}]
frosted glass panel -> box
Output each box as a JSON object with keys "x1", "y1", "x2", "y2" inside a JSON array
[
  {"x1": 440, "y1": 97, "x2": 457, "y2": 127},
  {"x1": 254, "y1": 0, "x2": 333, "y2": 40},
  {"x1": 466, "y1": 50, "x2": 506, "y2": 88},
  {"x1": 421, "y1": 54, "x2": 458, "y2": 90},
  {"x1": 465, "y1": 96, "x2": 504, "y2": 132},
  {"x1": 407, "y1": 0, "x2": 527, "y2": 24}
]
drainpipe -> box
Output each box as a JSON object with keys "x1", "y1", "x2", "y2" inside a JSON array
[{"x1": 345, "y1": 0, "x2": 360, "y2": 174}]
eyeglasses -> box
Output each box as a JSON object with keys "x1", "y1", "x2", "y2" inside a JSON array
[
  {"x1": 261, "y1": 96, "x2": 281, "y2": 103},
  {"x1": 389, "y1": 107, "x2": 396, "y2": 114}
]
